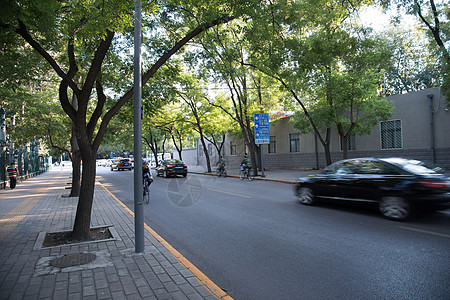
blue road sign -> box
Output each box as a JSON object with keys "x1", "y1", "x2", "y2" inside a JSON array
[{"x1": 254, "y1": 113, "x2": 270, "y2": 144}]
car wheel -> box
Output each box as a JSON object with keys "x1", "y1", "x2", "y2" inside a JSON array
[
  {"x1": 183, "y1": 173, "x2": 187, "y2": 177},
  {"x1": 297, "y1": 187, "x2": 315, "y2": 205},
  {"x1": 379, "y1": 196, "x2": 411, "y2": 221},
  {"x1": 111, "y1": 167, "x2": 114, "y2": 171}
]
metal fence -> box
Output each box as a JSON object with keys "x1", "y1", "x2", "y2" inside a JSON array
[{"x1": 0, "y1": 142, "x2": 50, "y2": 189}]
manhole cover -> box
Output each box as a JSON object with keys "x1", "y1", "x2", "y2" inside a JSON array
[{"x1": 51, "y1": 253, "x2": 96, "y2": 268}]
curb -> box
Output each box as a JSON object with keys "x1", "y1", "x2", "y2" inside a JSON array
[{"x1": 188, "y1": 171, "x2": 297, "y2": 184}]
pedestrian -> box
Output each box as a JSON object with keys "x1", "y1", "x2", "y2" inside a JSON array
[{"x1": 7, "y1": 162, "x2": 19, "y2": 189}]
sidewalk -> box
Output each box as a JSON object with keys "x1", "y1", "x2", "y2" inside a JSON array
[{"x1": 0, "y1": 170, "x2": 230, "y2": 300}]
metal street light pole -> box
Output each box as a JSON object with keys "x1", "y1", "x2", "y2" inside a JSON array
[{"x1": 133, "y1": 0, "x2": 145, "y2": 253}]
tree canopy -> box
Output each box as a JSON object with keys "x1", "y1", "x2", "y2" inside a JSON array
[{"x1": 1, "y1": 0, "x2": 445, "y2": 239}]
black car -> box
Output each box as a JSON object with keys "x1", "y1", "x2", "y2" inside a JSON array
[
  {"x1": 156, "y1": 159, "x2": 187, "y2": 178},
  {"x1": 295, "y1": 157, "x2": 450, "y2": 220},
  {"x1": 115, "y1": 158, "x2": 133, "y2": 171}
]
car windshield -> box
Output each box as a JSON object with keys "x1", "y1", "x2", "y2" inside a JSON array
[
  {"x1": 167, "y1": 159, "x2": 183, "y2": 165},
  {"x1": 381, "y1": 158, "x2": 446, "y2": 175},
  {"x1": 120, "y1": 159, "x2": 129, "y2": 163}
]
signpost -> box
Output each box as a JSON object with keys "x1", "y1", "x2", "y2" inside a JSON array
[{"x1": 254, "y1": 113, "x2": 270, "y2": 177}]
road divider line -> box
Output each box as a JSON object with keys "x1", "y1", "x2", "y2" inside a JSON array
[
  {"x1": 206, "y1": 187, "x2": 251, "y2": 198},
  {"x1": 97, "y1": 180, "x2": 233, "y2": 300},
  {"x1": 398, "y1": 226, "x2": 450, "y2": 239}
]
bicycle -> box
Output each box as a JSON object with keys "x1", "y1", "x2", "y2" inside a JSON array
[
  {"x1": 216, "y1": 166, "x2": 227, "y2": 177},
  {"x1": 239, "y1": 165, "x2": 253, "y2": 181},
  {"x1": 143, "y1": 180, "x2": 150, "y2": 204}
]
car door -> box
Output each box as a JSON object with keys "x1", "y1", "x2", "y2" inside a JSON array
[
  {"x1": 344, "y1": 160, "x2": 404, "y2": 203},
  {"x1": 314, "y1": 160, "x2": 360, "y2": 200}
]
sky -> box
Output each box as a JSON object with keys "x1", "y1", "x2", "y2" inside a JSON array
[{"x1": 358, "y1": 6, "x2": 419, "y2": 32}]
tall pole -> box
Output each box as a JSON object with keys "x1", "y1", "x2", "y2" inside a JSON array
[
  {"x1": 427, "y1": 94, "x2": 436, "y2": 164},
  {"x1": 260, "y1": 146, "x2": 265, "y2": 177},
  {"x1": 133, "y1": 0, "x2": 144, "y2": 253}
]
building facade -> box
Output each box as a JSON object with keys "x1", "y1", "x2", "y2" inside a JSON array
[{"x1": 181, "y1": 87, "x2": 450, "y2": 170}]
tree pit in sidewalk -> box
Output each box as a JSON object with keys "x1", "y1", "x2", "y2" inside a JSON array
[{"x1": 43, "y1": 226, "x2": 113, "y2": 247}]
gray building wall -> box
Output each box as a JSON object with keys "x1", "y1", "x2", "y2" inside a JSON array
[
  {"x1": 179, "y1": 87, "x2": 450, "y2": 170},
  {"x1": 226, "y1": 87, "x2": 450, "y2": 170}
]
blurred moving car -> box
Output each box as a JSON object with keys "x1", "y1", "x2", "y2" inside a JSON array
[
  {"x1": 156, "y1": 159, "x2": 187, "y2": 177},
  {"x1": 295, "y1": 157, "x2": 450, "y2": 221}
]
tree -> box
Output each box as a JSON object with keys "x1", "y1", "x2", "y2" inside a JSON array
[
  {"x1": 381, "y1": 25, "x2": 441, "y2": 95},
  {"x1": 196, "y1": 20, "x2": 282, "y2": 174},
  {"x1": 149, "y1": 103, "x2": 189, "y2": 161},
  {"x1": 202, "y1": 96, "x2": 236, "y2": 161},
  {"x1": 290, "y1": 29, "x2": 393, "y2": 160},
  {"x1": 174, "y1": 74, "x2": 215, "y2": 171},
  {"x1": 143, "y1": 127, "x2": 165, "y2": 165},
  {"x1": 241, "y1": 0, "x2": 382, "y2": 165},
  {"x1": 387, "y1": 0, "x2": 449, "y2": 97},
  {"x1": 1, "y1": 0, "x2": 237, "y2": 239},
  {"x1": 0, "y1": 22, "x2": 65, "y2": 157}
]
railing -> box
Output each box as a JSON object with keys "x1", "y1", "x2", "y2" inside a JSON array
[{"x1": 0, "y1": 146, "x2": 50, "y2": 189}]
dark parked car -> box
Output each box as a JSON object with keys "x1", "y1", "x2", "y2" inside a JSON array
[
  {"x1": 114, "y1": 158, "x2": 133, "y2": 171},
  {"x1": 156, "y1": 159, "x2": 187, "y2": 178},
  {"x1": 295, "y1": 157, "x2": 450, "y2": 221}
]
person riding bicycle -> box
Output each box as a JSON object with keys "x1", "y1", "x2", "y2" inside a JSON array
[
  {"x1": 217, "y1": 156, "x2": 226, "y2": 172},
  {"x1": 240, "y1": 155, "x2": 251, "y2": 174},
  {"x1": 143, "y1": 162, "x2": 153, "y2": 194}
]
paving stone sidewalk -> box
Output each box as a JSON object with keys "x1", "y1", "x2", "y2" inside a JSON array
[{"x1": 0, "y1": 170, "x2": 226, "y2": 300}]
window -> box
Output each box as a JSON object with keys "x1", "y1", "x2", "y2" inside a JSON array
[
  {"x1": 268, "y1": 136, "x2": 276, "y2": 153},
  {"x1": 198, "y1": 145, "x2": 203, "y2": 156},
  {"x1": 340, "y1": 134, "x2": 356, "y2": 151},
  {"x1": 208, "y1": 144, "x2": 213, "y2": 156},
  {"x1": 289, "y1": 133, "x2": 300, "y2": 152},
  {"x1": 230, "y1": 141, "x2": 236, "y2": 155},
  {"x1": 381, "y1": 120, "x2": 402, "y2": 149}
]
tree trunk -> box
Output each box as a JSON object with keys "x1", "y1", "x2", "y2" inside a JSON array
[
  {"x1": 323, "y1": 127, "x2": 332, "y2": 166},
  {"x1": 70, "y1": 149, "x2": 81, "y2": 197},
  {"x1": 256, "y1": 145, "x2": 262, "y2": 172},
  {"x1": 71, "y1": 152, "x2": 96, "y2": 240},
  {"x1": 200, "y1": 136, "x2": 212, "y2": 172},
  {"x1": 69, "y1": 119, "x2": 81, "y2": 196},
  {"x1": 151, "y1": 145, "x2": 158, "y2": 166},
  {"x1": 342, "y1": 134, "x2": 348, "y2": 159}
]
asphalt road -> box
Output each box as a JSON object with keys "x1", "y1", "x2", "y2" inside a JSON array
[{"x1": 96, "y1": 166, "x2": 450, "y2": 300}]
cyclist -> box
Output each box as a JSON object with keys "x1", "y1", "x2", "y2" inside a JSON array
[
  {"x1": 143, "y1": 161, "x2": 153, "y2": 195},
  {"x1": 240, "y1": 154, "x2": 252, "y2": 174},
  {"x1": 217, "y1": 156, "x2": 226, "y2": 172}
]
